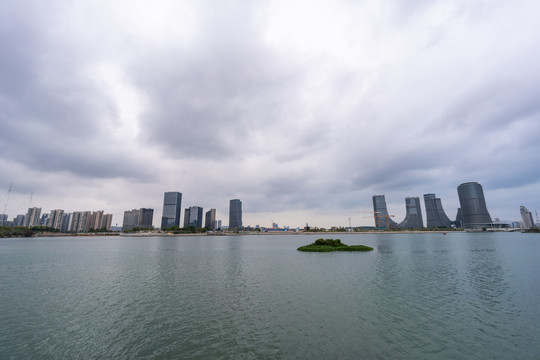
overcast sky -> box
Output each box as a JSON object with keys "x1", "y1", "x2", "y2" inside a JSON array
[{"x1": 1, "y1": 0, "x2": 539, "y2": 228}]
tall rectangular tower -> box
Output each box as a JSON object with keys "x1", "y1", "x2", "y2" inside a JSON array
[
  {"x1": 229, "y1": 199, "x2": 242, "y2": 229},
  {"x1": 161, "y1": 192, "x2": 182, "y2": 229},
  {"x1": 187, "y1": 206, "x2": 203, "y2": 228},
  {"x1": 24, "y1": 207, "x2": 42, "y2": 227},
  {"x1": 205, "y1": 209, "x2": 216, "y2": 230}
]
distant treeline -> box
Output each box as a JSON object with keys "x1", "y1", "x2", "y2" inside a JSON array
[{"x1": 0, "y1": 226, "x2": 113, "y2": 238}]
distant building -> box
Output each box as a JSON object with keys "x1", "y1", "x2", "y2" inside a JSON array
[
  {"x1": 14, "y1": 214, "x2": 25, "y2": 227},
  {"x1": 229, "y1": 199, "x2": 242, "y2": 229},
  {"x1": 372, "y1": 195, "x2": 398, "y2": 228},
  {"x1": 423, "y1": 194, "x2": 452, "y2": 228},
  {"x1": 49, "y1": 209, "x2": 64, "y2": 230},
  {"x1": 24, "y1": 207, "x2": 41, "y2": 227},
  {"x1": 216, "y1": 220, "x2": 222, "y2": 229},
  {"x1": 205, "y1": 209, "x2": 216, "y2": 230},
  {"x1": 183, "y1": 208, "x2": 191, "y2": 228},
  {"x1": 60, "y1": 213, "x2": 71, "y2": 232},
  {"x1": 186, "y1": 206, "x2": 203, "y2": 228},
  {"x1": 399, "y1": 197, "x2": 424, "y2": 229},
  {"x1": 161, "y1": 192, "x2": 182, "y2": 229},
  {"x1": 139, "y1": 208, "x2": 154, "y2": 228},
  {"x1": 102, "y1": 214, "x2": 113, "y2": 230},
  {"x1": 70, "y1": 211, "x2": 91, "y2": 232},
  {"x1": 520, "y1": 206, "x2": 535, "y2": 228},
  {"x1": 122, "y1": 208, "x2": 153, "y2": 230},
  {"x1": 0, "y1": 214, "x2": 7, "y2": 226},
  {"x1": 40, "y1": 214, "x2": 49, "y2": 226},
  {"x1": 122, "y1": 209, "x2": 139, "y2": 231},
  {"x1": 457, "y1": 182, "x2": 492, "y2": 229}
]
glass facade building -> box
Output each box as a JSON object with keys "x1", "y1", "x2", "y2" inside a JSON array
[
  {"x1": 372, "y1": 195, "x2": 398, "y2": 228},
  {"x1": 399, "y1": 197, "x2": 424, "y2": 229},
  {"x1": 457, "y1": 182, "x2": 492, "y2": 229},
  {"x1": 423, "y1": 193, "x2": 452, "y2": 228},
  {"x1": 184, "y1": 206, "x2": 203, "y2": 228},
  {"x1": 520, "y1": 206, "x2": 535, "y2": 228},
  {"x1": 161, "y1": 192, "x2": 182, "y2": 229},
  {"x1": 229, "y1": 199, "x2": 242, "y2": 229},
  {"x1": 205, "y1": 209, "x2": 216, "y2": 230}
]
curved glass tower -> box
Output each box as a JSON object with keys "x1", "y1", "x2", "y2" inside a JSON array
[
  {"x1": 399, "y1": 197, "x2": 424, "y2": 228},
  {"x1": 372, "y1": 195, "x2": 398, "y2": 228},
  {"x1": 423, "y1": 193, "x2": 451, "y2": 228},
  {"x1": 457, "y1": 182, "x2": 492, "y2": 229},
  {"x1": 520, "y1": 206, "x2": 535, "y2": 228}
]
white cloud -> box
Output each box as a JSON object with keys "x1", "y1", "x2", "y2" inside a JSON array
[{"x1": 1, "y1": 0, "x2": 539, "y2": 227}]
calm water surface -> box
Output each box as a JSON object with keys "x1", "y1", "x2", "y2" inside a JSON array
[{"x1": 1, "y1": 233, "x2": 539, "y2": 359}]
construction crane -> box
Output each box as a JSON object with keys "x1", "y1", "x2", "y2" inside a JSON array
[
  {"x1": 0, "y1": 184, "x2": 13, "y2": 225},
  {"x1": 354, "y1": 210, "x2": 396, "y2": 229},
  {"x1": 374, "y1": 213, "x2": 395, "y2": 229}
]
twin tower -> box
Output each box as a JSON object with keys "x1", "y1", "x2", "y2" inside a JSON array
[{"x1": 372, "y1": 182, "x2": 492, "y2": 229}]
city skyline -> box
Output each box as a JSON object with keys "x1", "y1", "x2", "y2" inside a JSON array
[
  {"x1": 1, "y1": 1, "x2": 539, "y2": 228},
  {"x1": 1, "y1": 184, "x2": 537, "y2": 229}
]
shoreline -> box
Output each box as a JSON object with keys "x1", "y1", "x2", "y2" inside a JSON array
[{"x1": 3, "y1": 229, "x2": 528, "y2": 239}]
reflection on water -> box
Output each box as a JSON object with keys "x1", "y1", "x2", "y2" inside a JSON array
[{"x1": 0, "y1": 233, "x2": 539, "y2": 359}]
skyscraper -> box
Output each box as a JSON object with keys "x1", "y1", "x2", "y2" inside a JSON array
[
  {"x1": 423, "y1": 194, "x2": 452, "y2": 228},
  {"x1": 183, "y1": 208, "x2": 190, "y2": 228},
  {"x1": 139, "y1": 208, "x2": 154, "y2": 228},
  {"x1": 457, "y1": 182, "x2": 492, "y2": 229},
  {"x1": 372, "y1": 195, "x2": 398, "y2": 228},
  {"x1": 122, "y1": 208, "x2": 154, "y2": 230},
  {"x1": 399, "y1": 197, "x2": 424, "y2": 228},
  {"x1": 161, "y1": 192, "x2": 182, "y2": 229},
  {"x1": 187, "y1": 206, "x2": 203, "y2": 228},
  {"x1": 229, "y1": 199, "x2": 242, "y2": 229},
  {"x1": 520, "y1": 206, "x2": 535, "y2": 228},
  {"x1": 205, "y1": 209, "x2": 216, "y2": 230},
  {"x1": 49, "y1": 209, "x2": 65, "y2": 230},
  {"x1": 24, "y1": 207, "x2": 42, "y2": 227}
]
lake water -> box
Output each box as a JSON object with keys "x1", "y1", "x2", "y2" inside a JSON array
[{"x1": 0, "y1": 232, "x2": 539, "y2": 359}]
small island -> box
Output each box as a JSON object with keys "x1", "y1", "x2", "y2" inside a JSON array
[{"x1": 297, "y1": 238, "x2": 374, "y2": 252}]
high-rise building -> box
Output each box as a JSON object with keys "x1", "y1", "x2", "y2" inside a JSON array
[
  {"x1": 186, "y1": 206, "x2": 203, "y2": 228},
  {"x1": 520, "y1": 206, "x2": 535, "y2": 228},
  {"x1": 183, "y1": 208, "x2": 190, "y2": 228},
  {"x1": 161, "y1": 192, "x2": 182, "y2": 229},
  {"x1": 372, "y1": 195, "x2": 398, "y2": 228},
  {"x1": 102, "y1": 214, "x2": 113, "y2": 230},
  {"x1": 40, "y1": 214, "x2": 50, "y2": 226},
  {"x1": 139, "y1": 208, "x2": 154, "y2": 228},
  {"x1": 24, "y1": 207, "x2": 41, "y2": 227},
  {"x1": 399, "y1": 197, "x2": 424, "y2": 228},
  {"x1": 229, "y1": 199, "x2": 242, "y2": 229},
  {"x1": 205, "y1": 209, "x2": 216, "y2": 230},
  {"x1": 70, "y1": 211, "x2": 91, "y2": 232},
  {"x1": 14, "y1": 214, "x2": 25, "y2": 227},
  {"x1": 457, "y1": 182, "x2": 492, "y2": 229},
  {"x1": 60, "y1": 213, "x2": 71, "y2": 232},
  {"x1": 49, "y1": 209, "x2": 64, "y2": 230},
  {"x1": 0, "y1": 214, "x2": 7, "y2": 226},
  {"x1": 423, "y1": 194, "x2": 452, "y2": 228},
  {"x1": 122, "y1": 208, "x2": 153, "y2": 230},
  {"x1": 122, "y1": 209, "x2": 140, "y2": 231}
]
